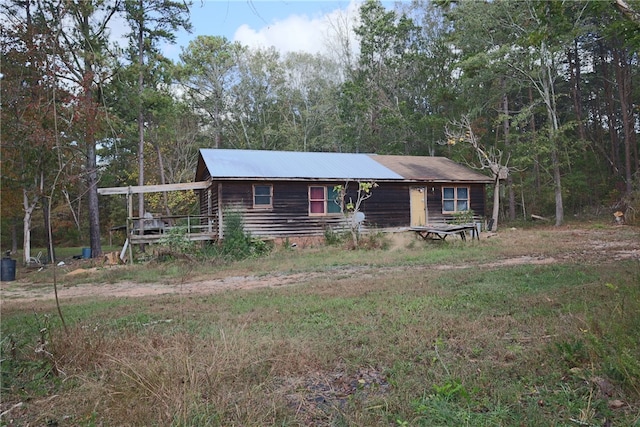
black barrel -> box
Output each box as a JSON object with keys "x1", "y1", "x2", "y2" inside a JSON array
[{"x1": 1, "y1": 257, "x2": 16, "y2": 281}]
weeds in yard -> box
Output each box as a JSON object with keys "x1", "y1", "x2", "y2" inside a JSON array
[
  {"x1": 158, "y1": 226, "x2": 197, "y2": 257},
  {"x1": 151, "y1": 211, "x2": 272, "y2": 264},
  {"x1": 324, "y1": 226, "x2": 347, "y2": 246},
  {"x1": 584, "y1": 280, "x2": 640, "y2": 397},
  {"x1": 2, "y1": 226, "x2": 639, "y2": 426}
]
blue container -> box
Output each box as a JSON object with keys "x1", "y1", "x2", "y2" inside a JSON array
[
  {"x1": 1, "y1": 258, "x2": 16, "y2": 281},
  {"x1": 82, "y1": 247, "x2": 92, "y2": 259}
]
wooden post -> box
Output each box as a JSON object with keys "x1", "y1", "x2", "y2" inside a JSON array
[
  {"x1": 207, "y1": 187, "x2": 213, "y2": 233},
  {"x1": 217, "y1": 183, "x2": 223, "y2": 240},
  {"x1": 127, "y1": 188, "x2": 134, "y2": 264}
]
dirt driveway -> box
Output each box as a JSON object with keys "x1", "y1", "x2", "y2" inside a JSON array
[{"x1": 2, "y1": 225, "x2": 639, "y2": 304}]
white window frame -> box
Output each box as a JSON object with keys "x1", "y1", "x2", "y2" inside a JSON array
[{"x1": 442, "y1": 186, "x2": 470, "y2": 213}]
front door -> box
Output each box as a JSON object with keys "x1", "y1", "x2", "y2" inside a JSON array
[{"x1": 410, "y1": 187, "x2": 427, "y2": 227}]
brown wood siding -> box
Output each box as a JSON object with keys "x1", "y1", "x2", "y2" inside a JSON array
[
  {"x1": 207, "y1": 180, "x2": 486, "y2": 238},
  {"x1": 358, "y1": 184, "x2": 410, "y2": 228},
  {"x1": 426, "y1": 184, "x2": 486, "y2": 224},
  {"x1": 199, "y1": 183, "x2": 219, "y2": 238},
  {"x1": 426, "y1": 185, "x2": 445, "y2": 223},
  {"x1": 220, "y1": 181, "x2": 348, "y2": 237},
  {"x1": 219, "y1": 181, "x2": 415, "y2": 237},
  {"x1": 470, "y1": 185, "x2": 486, "y2": 219}
]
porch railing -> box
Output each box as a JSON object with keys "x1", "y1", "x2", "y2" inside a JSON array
[{"x1": 127, "y1": 214, "x2": 218, "y2": 242}]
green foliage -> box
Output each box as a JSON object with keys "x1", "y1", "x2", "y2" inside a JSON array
[
  {"x1": 158, "y1": 226, "x2": 196, "y2": 256},
  {"x1": 431, "y1": 378, "x2": 470, "y2": 402},
  {"x1": 217, "y1": 210, "x2": 271, "y2": 261},
  {"x1": 410, "y1": 380, "x2": 509, "y2": 426},
  {"x1": 2, "y1": 228, "x2": 640, "y2": 425},
  {"x1": 554, "y1": 339, "x2": 589, "y2": 367},
  {"x1": 450, "y1": 209, "x2": 474, "y2": 225},
  {"x1": 0, "y1": 314, "x2": 62, "y2": 400},
  {"x1": 584, "y1": 281, "x2": 640, "y2": 395},
  {"x1": 357, "y1": 230, "x2": 390, "y2": 250},
  {"x1": 4, "y1": 0, "x2": 640, "y2": 260},
  {"x1": 324, "y1": 227, "x2": 347, "y2": 246}
]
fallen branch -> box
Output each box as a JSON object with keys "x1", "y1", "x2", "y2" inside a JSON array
[{"x1": 0, "y1": 402, "x2": 24, "y2": 418}]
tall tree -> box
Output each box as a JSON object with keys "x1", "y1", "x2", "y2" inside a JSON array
[
  {"x1": 1, "y1": 0, "x2": 64, "y2": 263},
  {"x1": 229, "y1": 47, "x2": 286, "y2": 150},
  {"x1": 278, "y1": 52, "x2": 342, "y2": 152},
  {"x1": 178, "y1": 35, "x2": 244, "y2": 149},
  {"x1": 123, "y1": 0, "x2": 191, "y2": 227},
  {"x1": 42, "y1": 0, "x2": 123, "y2": 258},
  {"x1": 443, "y1": 0, "x2": 601, "y2": 226},
  {"x1": 348, "y1": 0, "x2": 422, "y2": 154}
]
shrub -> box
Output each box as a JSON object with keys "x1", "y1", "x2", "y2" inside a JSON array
[
  {"x1": 218, "y1": 210, "x2": 271, "y2": 261},
  {"x1": 450, "y1": 210, "x2": 474, "y2": 225},
  {"x1": 357, "y1": 231, "x2": 390, "y2": 250},
  {"x1": 158, "y1": 226, "x2": 196, "y2": 257},
  {"x1": 324, "y1": 227, "x2": 347, "y2": 246}
]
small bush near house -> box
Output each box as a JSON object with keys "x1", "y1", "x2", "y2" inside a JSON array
[
  {"x1": 216, "y1": 210, "x2": 272, "y2": 261},
  {"x1": 350, "y1": 230, "x2": 390, "y2": 250},
  {"x1": 152, "y1": 211, "x2": 271, "y2": 263},
  {"x1": 324, "y1": 226, "x2": 347, "y2": 246},
  {"x1": 157, "y1": 226, "x2": 196, "y2": 258}
]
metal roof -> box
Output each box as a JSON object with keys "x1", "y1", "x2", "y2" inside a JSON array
[
  {"x1": 197, "y1": 149, "x2": 404, "y2": 180},
  {"x1": 371, "y1": 155, "x2": 493, "y2": 183},
  {"x1": 195, "y1": 149, "x2": 492, "y2": 183}
]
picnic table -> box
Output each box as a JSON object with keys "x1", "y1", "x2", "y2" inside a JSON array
[{"x1": 412, "y1": 224, "x2": 479, "y2": 241}]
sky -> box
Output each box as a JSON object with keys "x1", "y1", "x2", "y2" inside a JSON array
[{"x1": 160, "y1": 0, "x2": 397, "y2": 61}]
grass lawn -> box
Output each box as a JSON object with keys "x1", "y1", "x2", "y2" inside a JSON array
[{"x1": 1, "y1": 224, "x2": 639, "y2": 426}]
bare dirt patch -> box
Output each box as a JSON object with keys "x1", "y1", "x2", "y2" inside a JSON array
[{"x1": 2, "y1": 225, "x2": 638, "y2": 304}]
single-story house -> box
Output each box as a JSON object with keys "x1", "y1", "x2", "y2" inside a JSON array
[{"x1": 195, "y1": 149, "x2": 493, "y2": 240}]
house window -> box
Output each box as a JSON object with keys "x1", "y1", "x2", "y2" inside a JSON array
[
  {"x1": 253, "y1": 184, "x2": 272, "y2": 208},
  {"x1": 309, "y1": 186, "x2": 342, "y2": 215},
  {"x1": 442, "y1": 186, "x2": 469, "y2": 213}
]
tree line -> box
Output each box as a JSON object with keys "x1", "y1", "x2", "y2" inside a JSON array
[{"x1": 1, "y1": 0, "x2": 638, "y2": 263}]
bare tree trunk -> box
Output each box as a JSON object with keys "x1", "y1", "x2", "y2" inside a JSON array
[
  {"x1": 62, "y1": 188, "x2": 81, "y2": 231},
  {"x1": 22, "y1": 189, "x2": 37, "y2": 264},
  {"x1": 155, "y1": 141, "x2": 171, "y2": 216},
  {"x1": 76, "y1": 8, "x2": 103, "y2": 259},
  {"x1": 87, "y1": 136, "x2": 102, "y2": 258},
  {"x1": 600, "y1": 43, "x2": 620, "y2": 176},
  {"x1": 43, "y1": 196, "x2": 55, "y2": 263},
  {"x1": 613, "y1": 47, "x2": 634, "y2": 194},
  {"x1": 445, "y1": 116, "x2": 507, "y2": 230},
  {"x1": 540, "y1": 42, "x2": 564, "y2": 226},
  {"x1": 551, "y1": 148, "x2": 564, "y2": 226},
  {"x1": 529, "y1": 87, "x2": 540, "y2": 192},
  {"x1": 492, "y1": 178, "x2": 501, "y2": 231},
  {"x1": 501, "y1": 80, "x2": 515, "y2": 221},
  {"x1": 137, "y1": 1, "x2": 146, "y2": 238},
  {"x1": 568, "y1": 42, "x2": 586, "y2": 141}
]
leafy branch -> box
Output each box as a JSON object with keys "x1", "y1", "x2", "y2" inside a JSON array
[{"x1": 333, "y1": 180, "x2": 378, "y2": 248}]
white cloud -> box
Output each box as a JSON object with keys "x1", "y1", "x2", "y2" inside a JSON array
[
  {"x1": 232, "y1": 0, "x2": 362, "y2": 56},
  {"x1": 107, "y1": 14, "x2": 131, "y2": 52}
]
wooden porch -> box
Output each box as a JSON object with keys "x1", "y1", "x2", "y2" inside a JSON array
[
  {"x1": 127, "y1": 214, "x2": 218, "y2": 245},
  {"x1": 98, "y1": 181, "x2": 218, "y2": 261}
]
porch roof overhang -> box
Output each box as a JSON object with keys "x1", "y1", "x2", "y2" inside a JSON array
[{"x1": 97, "y1": 180, "x2": 211, "y2": 195}]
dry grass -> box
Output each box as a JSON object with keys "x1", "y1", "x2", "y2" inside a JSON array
[{"x1": 1, "y1": 223, "x2": 639, "y2": 426}]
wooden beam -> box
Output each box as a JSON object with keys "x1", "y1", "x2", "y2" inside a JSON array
[
  {"x1": 129, "y1": 233, "x2": 217, "y2": 244},
  {"x1": 98, "y1": 181, "x2": 211, "y2": 195}
]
